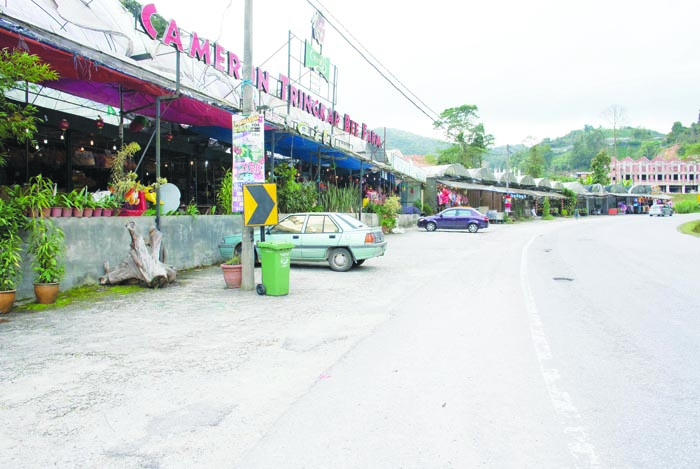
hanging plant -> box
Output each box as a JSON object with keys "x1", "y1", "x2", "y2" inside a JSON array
[{"x1": 129, "y1": 115, "x2": 149, "y2": 132}]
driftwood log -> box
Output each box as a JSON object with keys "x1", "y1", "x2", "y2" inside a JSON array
[{"x1": 100, "y1": 221, "x2": 177, "y2": 287}]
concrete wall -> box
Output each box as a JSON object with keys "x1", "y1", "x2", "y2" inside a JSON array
[
  {"x1": 16, "y1": 215, "x2": 242, "y2": 301},
  {"x1": 15, "y1": 212, "x2": 417, "y2": 301}
]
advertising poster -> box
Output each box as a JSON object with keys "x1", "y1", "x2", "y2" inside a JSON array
[{"x1": 231, "y1": 113, "x2": 265, "y2": 212}]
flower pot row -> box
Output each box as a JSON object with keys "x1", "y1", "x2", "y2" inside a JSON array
[{"x1": 46, "y1": 207, "x2": 118, "y2": 217}]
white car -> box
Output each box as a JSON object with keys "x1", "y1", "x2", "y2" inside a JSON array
[
  {"x1": 218, "y1": 212, "x2": 388, "y2": 272},
  {"x1": 649, "y1": 204, "x2": 673, "y2": 217}
]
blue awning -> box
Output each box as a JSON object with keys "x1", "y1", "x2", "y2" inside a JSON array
[{"x1": 190, "y1": 125, "x2": 366, "y2": 171}]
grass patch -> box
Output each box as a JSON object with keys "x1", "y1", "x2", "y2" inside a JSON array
[
  {"x1": 672, "y1": 193, "x2": 700, "y2": 205},
  {"x1": 679, "y1": 219, "x2": 700, "y2": 237},
  {"x1": 15, "y1": 284, "x2": 144, "y2": 311}
]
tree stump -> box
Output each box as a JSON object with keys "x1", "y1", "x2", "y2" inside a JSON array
[{"x1": 100, "y1": 221, "x2": 177, "y2": 287}]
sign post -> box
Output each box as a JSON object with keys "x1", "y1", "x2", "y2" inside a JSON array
[{"x1": 240, "y1": 0, "x2": 255, "y2": 291}]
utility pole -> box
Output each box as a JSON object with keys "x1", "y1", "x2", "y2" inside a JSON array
[
  {"x1": 241, "y1": 0, "x2": 255, "y2": 290},
  {"x1": 505, "y1": 144, "x2": 510, "y2": 191}
]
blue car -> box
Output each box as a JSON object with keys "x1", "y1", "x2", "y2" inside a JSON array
[{"x1": 417, "y1": 207, "x2": 489, "y2": 233}]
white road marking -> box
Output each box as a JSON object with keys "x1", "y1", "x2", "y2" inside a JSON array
[{"x1": 521, "y1": 235, "x2": 601, "y2": 468}]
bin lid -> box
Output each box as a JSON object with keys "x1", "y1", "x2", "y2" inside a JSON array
[{"x1": 257, "y1": 241, "x2": 295, "y2": 250}]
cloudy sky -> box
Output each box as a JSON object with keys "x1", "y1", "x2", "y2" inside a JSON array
[{"x1": 154, "y1": 0, "x2": 700, "y2": 146}]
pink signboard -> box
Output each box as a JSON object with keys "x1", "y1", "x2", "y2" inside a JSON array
[{"x1": 231, "y1": 113, "x2": 265, "y2": 213}]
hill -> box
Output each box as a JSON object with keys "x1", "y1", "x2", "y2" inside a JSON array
[{"x1": 378, "y1": 128, "x2": 450, "y2": 156}]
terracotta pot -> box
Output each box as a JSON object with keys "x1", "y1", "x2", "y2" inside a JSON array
[
  {"x1": 0, "y1": 290, "x2": 16, "y2": 314},
  {"x1": 73, "y1": 207, "x2": 84, "y2": 217},
  {"x1": 93, "y1": 208, "x2": 103, "y2": 217},
  {"x1": 50, "y1": 207, "x2": 63, "y2": 217},
  {"x1": 34, "y1": 283, "x2": 60, "y2": 305},
  {"x1": 221, "y1": 264, "x2": 242, "y2": 289},
  {"x1": 83, "y1": 208, "x2": 94, "y2": 217},
  {"x1": 62, "y1": 207, "x2": 73, "y2": 217},
  {"x1": 102, "y1": 208, "x2": 113, "y2": 217}
]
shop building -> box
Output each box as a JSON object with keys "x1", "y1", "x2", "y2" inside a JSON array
[
  {"x1": 0, "y1": 0, "x2": 427, "y2": 213},
  {"x1": 609, "y1": 156, "x2": 699, "y2": 194}
]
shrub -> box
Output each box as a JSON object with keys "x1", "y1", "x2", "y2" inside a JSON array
[
  {"x1": 273, "y1": 163, "x2": 317, "y2": 213},
  {"x1": 542, "y1": 197, "x2": 554, "y2": 220},
  {"x1": 216, "y1": 168, "x2": 233, "y2": 214},
  {"x1": 674, "y1": 200, "x2": 700, "y2": 214},
  {"x1": 375, "y1": 196, "x2": 401, "y2": 231},
  {"x1": 402, "y1": 205, "x2": 421, "y2": 215},
  {"x1": 318, "y1": 184, "x2": 360, "y2": 212}
]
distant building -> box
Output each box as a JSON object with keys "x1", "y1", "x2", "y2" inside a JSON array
[{"x1": 608, "y1": 156, "x2": 699, "y2": 193}]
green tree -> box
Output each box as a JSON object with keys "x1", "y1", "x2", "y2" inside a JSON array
[
  {"x1": 638, "y1": 141, "x2": 661, "y2": 159},
  {"x1": 436, "y1": 145, "x2": 462, "y2": 165},
  {"x1": 433, "y1": 104, "x2": 492, "y2": 168},
  {"x1": 524, "y1": 144, "x2": 547, "y2": 178},
  {"x1": 561, "y1": 187, "x2": 577, "y2": 214},
  {"x1": 542, "y1": 197, "x2": 551, "y2": 218},
  {"x1": 0, "y1": 48, "x2": 58, "y2": 167},
  {"x1": 466, "y1": 123, "x2": 494, "y2": 168},
  {"x1": 683, "y1": 142, "x2": 700, "y2": 157},
  {"x1": 569, "y1": 126, "x2": 606, "y2": 170},
  {"x1": 590, "y1": 150, "x2": 611, "y2": 185}
]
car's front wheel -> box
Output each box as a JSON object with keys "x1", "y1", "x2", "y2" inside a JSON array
[
  {"x1": 426, "y1": 222, "x2": 437, "y2": 232},
  {"x1": 467, "y1": 223, "x2": 479, "y2": 233},
  {"x1": 328, "y1": 248, "x2": 353, "y2": 272}
]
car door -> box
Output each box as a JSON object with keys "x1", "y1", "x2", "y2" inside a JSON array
[
  {"x1": 456, "y1": 208, "x2": 475, "y2": 229},
  {"x1": 266, "y1": 214, "x2": 306, "y2": 260},
  {"x1": 300, "y1": 214, "x2": 341, "y2": 260},
  {"x1": 439, "y1": 208, "x2": 460, "y2": 229}
]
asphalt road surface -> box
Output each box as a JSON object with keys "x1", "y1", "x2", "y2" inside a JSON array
[{"x1": 1, "y1": 214, "x2": 698, "y2": 468}]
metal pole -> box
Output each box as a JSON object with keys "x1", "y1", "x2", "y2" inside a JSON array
[
  {"x1": 119, "y1": 85, "x2": 124, "y2": 149},
  {"x1": 359, "y1": 161, "x2": 364, "y2": 221},
  {"x1": 241, "y1": 0, "x2": 255, "y2": 291},
  {"x1": 155, "y1": 96, "x2": 161, "y2": 231}
]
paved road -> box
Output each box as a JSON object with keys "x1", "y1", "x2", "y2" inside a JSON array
[{"x1": 1, "y1": 214, "x2": 698, "y2": 468}]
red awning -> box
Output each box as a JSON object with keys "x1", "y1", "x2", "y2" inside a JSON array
[{"x1": 0, "y1": 27, "x2": 235, "y2": 128}]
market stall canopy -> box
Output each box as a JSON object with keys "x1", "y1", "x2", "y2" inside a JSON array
[
  {"x1": 423, "y1": 164, "x2": 471, "y2": 179},
  {"x1": 467, "y1": 167, "x2": 497, "y2": 184},
  {"x1": 516, "y1": 175, "x2": 536, "y2": 187},
  {"x1": 497, "y1": 171, "x2": 517, "y2": 186},
  {"x1": 606, "y1": 183, "x2": 628, "y2": 194},
  {"x1": 586, "y1": 183, "x2": 605, "y2": 193},
  {"x1": 563, "y1": 181, "x2": 589, "y2": 195},
  {"x1": 534, "y1": 178, "x2": 553, "y2": 190},
  {"x1": 438, "y1": 179, "x2": 565, "y2": 199}
]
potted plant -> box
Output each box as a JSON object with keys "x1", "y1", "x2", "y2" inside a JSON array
[
  {"x1": 27, "y1": 217, "x2": 65, "y2": 304},
  {"x1": 100, "y1": 196, "x2": 120, "y2": 216},
  {"x1": 221, "y1": 253, "x2": 242, "y2": 289},
  {"x1": 0, "y1": 196, "x2": 25, "y2": 313},
  {"x1": 59, "y1": 193, "x2": 74, "y2": 217},
  {"x1": 23, "y1": 174, "x2": 55, "y2": 217},
  {"x1": 68, "y1": 188, "x2": 89, "y2": 217},
  {"x1": 79, "y1": 188, "x2": 95, "y2": 217}
]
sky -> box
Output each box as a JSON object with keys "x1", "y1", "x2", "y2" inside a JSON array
[{"x1": 152, "y1": 0, "x2": 700, "y2": 147}]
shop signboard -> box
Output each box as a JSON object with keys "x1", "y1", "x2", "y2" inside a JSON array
[{"x1": 231, "y1": 113, "x2": 265, "y2": 213}]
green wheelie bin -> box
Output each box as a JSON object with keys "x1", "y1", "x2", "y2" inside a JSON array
[{"x1": 256, "y1": 241, "x2": 294, "y2": 296}]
